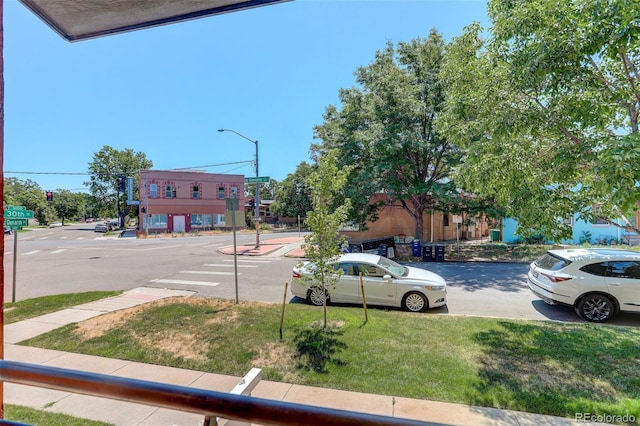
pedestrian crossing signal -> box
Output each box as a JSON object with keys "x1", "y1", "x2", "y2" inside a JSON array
[{"x1": 46, "y1": 191, "x2": 53, "y2": 201}]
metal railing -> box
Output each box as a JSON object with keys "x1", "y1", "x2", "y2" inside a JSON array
[{"x1": 0, "y1": 360, "x2": 439, "y2": 426}]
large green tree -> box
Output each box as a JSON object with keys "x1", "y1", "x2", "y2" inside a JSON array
[
  {"x1": 3, "y1": 178, "x2": 56, "y2": 225},
  {"x1": 85, "y1": 146, "x2": 153, "y2": 225},
  {"x1": 270, "y1": 162, "x2": 314, "y2": 221},
  {"x1": 313, "y1": 30, "x2": 464, "y2": 240},
  {"x1": 439, "y1": 0, "x2": 640, "y2": 240},
  {"x1": 51, "y1": 189, "x2": 85, "y2": 225}
]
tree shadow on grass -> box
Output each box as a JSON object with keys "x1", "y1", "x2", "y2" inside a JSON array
[
  {"x1": 294, "y1": 325, "x2": 348, "y2": 373},
  {"x1": 468, "y1": 321, "x2": 640, "y2": 419}
]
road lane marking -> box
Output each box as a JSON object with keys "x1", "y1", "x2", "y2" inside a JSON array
[
  {"x1": 52, "y1": 249, "x2": 66, "y2": 254},
  {"x1": 180, "y1": 270, "x2": 237, "y2": 276},
  {"x1": 223, "y1": 259, "x2": 272, "y2": 264},
  {"x1": 23, "y1": 250, "x2": 40, "y2": 255},
  {"x1": 150, "y1": 279, "x2": 220, "y2": 287},
  {"x1": 203, "y1": 263, "x2": 257, "y2": 268}
]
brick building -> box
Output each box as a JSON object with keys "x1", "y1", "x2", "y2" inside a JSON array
[{"x1": 138, "y1": 169, "x2": 245, "y2": 234}]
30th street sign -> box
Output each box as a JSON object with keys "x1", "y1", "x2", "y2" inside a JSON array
[
  {"x1": 4, "y1": 206, "x2": 35, "y2": 230},
  {"x1": 4, "y1": 206, "x2": 35, "y2": 219}
]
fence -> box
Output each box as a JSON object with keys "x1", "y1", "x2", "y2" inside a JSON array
[{"x1": 0, "y1": 360, "x2": 435, "y2": 426}]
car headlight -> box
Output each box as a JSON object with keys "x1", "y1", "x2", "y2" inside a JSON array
[{"x1": 424, "y1": 285, "x2": 445, "y2": 291}]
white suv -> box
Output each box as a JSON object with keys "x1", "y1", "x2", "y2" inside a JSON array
[{"x1": 528, "y1": 248, "x2": 640, "y2": 322}]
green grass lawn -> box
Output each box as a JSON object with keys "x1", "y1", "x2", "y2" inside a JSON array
[
  {"x1": 4, "y1": 291, "x2": 121, "y2": 324},
  {"x1": 5, "y1": 405, "x2": 113, "y2": 426},
  {"x1": 18, "y1": 297, "x2": 640, "y2": 423}
]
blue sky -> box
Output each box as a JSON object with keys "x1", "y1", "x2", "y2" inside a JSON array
[{"x1": 4, "y1": 0, "x2": 488, "y2": 193}]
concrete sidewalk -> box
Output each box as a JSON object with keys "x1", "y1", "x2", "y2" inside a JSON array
[{"x1": 4, "y1": 288, "x2": 596, "y2": 425}]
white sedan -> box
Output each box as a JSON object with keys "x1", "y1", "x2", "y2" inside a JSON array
[{"x1": 291, "y1": 253, "x2": 447, "y2": 312}]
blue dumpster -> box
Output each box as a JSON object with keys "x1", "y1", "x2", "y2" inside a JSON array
[
  {"x1": 435, "y1": 245, "x2": 445, "y2": 262},
  {"x1": 411, "y1": 239, "x2": 421, "y2": 256},
  {"x1": 377, "y1": 244, "x2": 388, "y2": 257},
  {"x1": 422, "y1": 245, "x2": 432, "y2": 262}
]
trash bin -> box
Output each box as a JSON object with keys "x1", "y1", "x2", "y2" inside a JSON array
[
  {"x1": 411, "y1": 239, "x2": 421, "y2": 257},
  {"x1": 490, "y1": 229, "x2": 500, "y2": 242},
  {"x1": 377, "y1": 244, "x2": 388, "y2": 257},
  {"x1": 435, "y1": 245, "x2": 445, "y2": 262},
  {"x1": 422, "y1": 245, "x2": 432, "y2": 262}
]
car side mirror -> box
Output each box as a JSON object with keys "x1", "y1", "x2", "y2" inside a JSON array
[{"x1": 383, "y1": 274, "x2": 392, "y2": 280}]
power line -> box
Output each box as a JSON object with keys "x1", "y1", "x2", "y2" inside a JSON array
[{"x1": 5, "y1": 161, "x2": 255, "y2": 177}]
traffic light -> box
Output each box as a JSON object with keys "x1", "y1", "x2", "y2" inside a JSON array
[
  {"x1": 248, "y1": 199, "x2": 255, "y2": 208},
  {"x1": 117, "y1": 176, "x2": 126, "y2": 192},
  {"x1": 46, "y1": 191, "x2": 53, "y2": 201}
]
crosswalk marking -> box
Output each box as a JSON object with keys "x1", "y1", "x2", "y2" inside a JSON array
[
  {"x1": 203, "y1": 263, "x2": 257, "y2": 268},
  {"x1": 223, "y1": 259, "x2": 272, "y2": 264},
  {"x1": 180, "y1": 270, "x2": 237, "y2": 276},
  {"x1": 150, "y1": 279, "x2": 220, "y2": 287}
]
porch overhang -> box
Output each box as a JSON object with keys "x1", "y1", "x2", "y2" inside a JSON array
[{"x1": 18, "y1": 0, "x2": 291, "y2": 42}]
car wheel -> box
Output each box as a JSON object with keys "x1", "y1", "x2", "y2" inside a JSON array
[
  {"x1": 402, "y1": 292, "x2": 428, "y2": 312},
  {"x1": 307, "y1": 287, "x2": 327, "y2": 306},
  {"x1": 575, "y1": 294, "x2": 615, "y2": 322}
]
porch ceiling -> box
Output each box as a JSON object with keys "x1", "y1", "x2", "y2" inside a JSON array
[{"x1": 18, "y1": 0, "x2": 290, "y2": 42}]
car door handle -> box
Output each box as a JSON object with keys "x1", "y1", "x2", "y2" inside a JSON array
[{"x1": 609, "y1": 283, "x2": 622, "y2": 287}]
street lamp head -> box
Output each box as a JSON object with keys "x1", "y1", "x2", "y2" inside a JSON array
[{"x1": 217, "y1": 129, "x2": 225, "y2": 132}]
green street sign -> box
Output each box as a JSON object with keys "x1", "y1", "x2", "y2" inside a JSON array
[
  {"x1": 4, "y1": 208, "x2": 34, "y2": 219},
  {"x1": 245, "y1": 176, "x2": 270, "y2": 183},
  {"x1": 5, "y1": 218, "x2": 28, "y2": 228}
]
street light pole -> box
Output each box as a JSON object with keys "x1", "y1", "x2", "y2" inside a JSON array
[{"x1": 218, "y1": 128, "x2": 260, "y2": 248}]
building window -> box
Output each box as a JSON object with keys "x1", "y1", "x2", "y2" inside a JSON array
[
  {"x1": 149, "y1": 184, "x2": 158, "y2": 198},
  {"x1": 218, "y1": 186, "x2": 226, "y2": 200},
  {"x1": 146, "y1": 214, "x2": 167, "y2": 229},
  {"x1": 191, "y1": 214, "x2": 212, "y2": 229},
  {"x1": 213, "y1": 214, "x2": 226, "y2": 225},
  {"x1": 165, "y1": 184, "x2": 176, "y2": 198},
  {"x1": 230, "y1": 186, "x2": 238, "y2": 198},
  {"x1": 192, "y1": 185, "x2": 201, "y2": 199},
  {"x1": 443, "y1": 214, "x2": 450, "y2": 227}
]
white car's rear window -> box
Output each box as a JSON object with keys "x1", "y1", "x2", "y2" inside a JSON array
[{"x1": 535, "y1": 253, "x2": 571, "y2": 271}]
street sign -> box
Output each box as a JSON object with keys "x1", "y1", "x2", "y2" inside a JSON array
[
  {"x1": 4, "y1": 206, "x2": 34, "y2": 219},
  {"x1": 225, "y1": 211, "x2": 246, "y2": 228},
  {"x1": 5, "y1": 218, "x2": 28, "y2": 229},
  {"x1": 244, "y1": 176, "x2": 270, "y2": 183},
  {"x1": 226, "y1": 198, "x2": 239, "y2": 211}
]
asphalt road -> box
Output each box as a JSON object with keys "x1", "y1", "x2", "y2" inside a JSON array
[{"x1": 4, "y1": 224, "x2": 640, "y2": 326}]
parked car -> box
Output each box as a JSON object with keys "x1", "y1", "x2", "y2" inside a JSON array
[
  {"x1": 108, "y1": 219, "x2": 119, "y2": 230},
  {"x1": 291, "y1": 253, "x2": 447, "y2": 312},
  {"x1": 94, "y1": 222, "x2": 109, "y2": 233},
  {"x1": 528, "y1": 248, "x2": 640, "y2": 322}
]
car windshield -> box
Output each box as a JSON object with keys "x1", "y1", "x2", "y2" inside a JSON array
[{"x1": 378, "y1": 256, "x2": 408, "y2": 277}]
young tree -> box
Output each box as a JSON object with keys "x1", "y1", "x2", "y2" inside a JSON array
[
  {"x1": 313, "y1": 30, "x2": 463, "y2": 240},
  {"x1": 303, "y1": 150, "x2": 351, "y2": 329},
  {"x1": 85, "y1": 146, "x2": 153, "y2": 225},
  {"x1": 439, "y1": 0, "x2": 640, "y2": 240}
]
